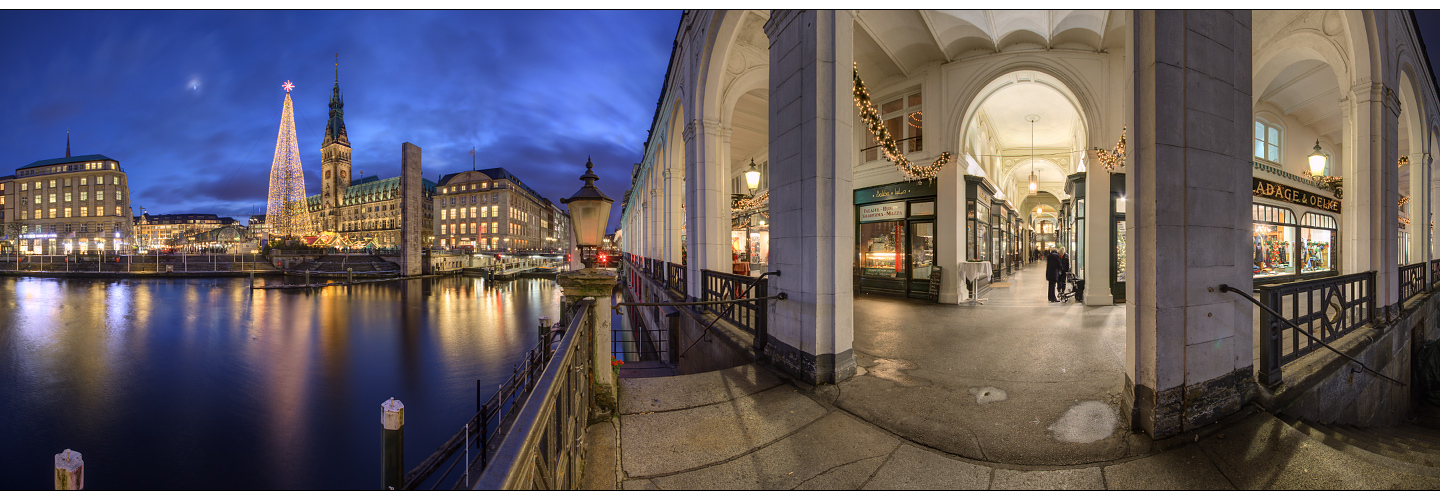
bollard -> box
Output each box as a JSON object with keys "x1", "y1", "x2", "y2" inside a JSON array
[
  {"x1": 54, "y1": 449, "x2": 83, "y2": 490},
  {"x1": 538, "y1": 316, "x2": 552, "y2": 349},
  {"x1": 250, "y1": 270, "x2": 256, "y2": 289},
  {"x1": 381, "y1": 398, "x2": 405, "y2": 490},
  {"x1": 305, "y1": 269, "x2": 311, "y2": 286},
  {"x1": 348, "y1": 268, "x2": 354, "y2": 283}
]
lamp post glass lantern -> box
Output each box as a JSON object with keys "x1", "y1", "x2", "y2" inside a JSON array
[
  {"x1": 1308, "y1": 140, "x2": 1326, "y2": 176},
  {"x1": 561, "y1": 156, "x2": 614, "y2": 268}
]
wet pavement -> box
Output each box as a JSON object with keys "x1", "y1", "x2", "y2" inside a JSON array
[{"x1": 585, "y1": 263, "x2": 1440, "y2": 489}]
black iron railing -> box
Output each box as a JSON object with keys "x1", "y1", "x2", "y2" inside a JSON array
[
  {"x1": 403, "y1": 298, "x2": 591, "y2": 490},
  {"x1": 1252, "y1": 271, "x2": 1375, "y2": 386},
  {"x1": 1400, "y1": 262, "x2": 1427, "y2": 304},
  {"x1": 1431, "y1": 259, "x2": 1440, "y2": 291},
  {"x1": 473, "y1": 298, "x2": 594, "y2": 490},
  {"x1": 700, "y1": 269, "x2": 767, "y2": 337},
  {"x1": 667, "y1": 262, "x2": 687, "y2": 297}
]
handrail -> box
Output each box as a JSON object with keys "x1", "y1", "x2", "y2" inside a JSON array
[
  {"x1": 679, "y1": 270, "x2": 780, "y2": 358},
  {"x1": 614, "y1": 295, "x2": 787, "y2": 308},
  {"x1": 1218, "y1": 284, "x2": 1404, "y2": 387},
  {"x1": 473, "y1": 298, "x2": 593, "y2": 489}
]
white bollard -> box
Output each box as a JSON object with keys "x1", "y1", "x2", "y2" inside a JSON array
[{"x1": 54, "y1": 449, "x2": 83, "y2": 490}]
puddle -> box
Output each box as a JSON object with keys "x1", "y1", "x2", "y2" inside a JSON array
[
  {"x1": 866, "y1": 358, "x2": 929, "y2": 387},
  {"x1": 1048, "y1": 400, "x2": 1119, "y2": 443},
  {"x1": 968, "y1": 386, "x2": 1008, "y2": 405}
]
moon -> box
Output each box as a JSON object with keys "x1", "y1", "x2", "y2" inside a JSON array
[{"x1": 187, "y1": 76, "x2": 202, "y2": 93}]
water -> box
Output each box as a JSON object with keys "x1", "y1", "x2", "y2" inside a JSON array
[{"x1": 0, "y1": 275, "x2": 562, "y2": 490}]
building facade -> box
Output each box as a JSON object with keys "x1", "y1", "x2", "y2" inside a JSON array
[
  {"x1": 619, "y1": 10, "x2": 1440, "y2": 438},
  {"x1": 0, "y1": 154, "x2": 134, "y2": 254},
  {"x1": 133, "y1": 212, "x2": 239, "y2": 248},
  {"x1": 296, "y1": 66, "x2": 435, "y2": 248},
  {"x1": 434, "y1": 167, "x2": 570, "y2": 253}
]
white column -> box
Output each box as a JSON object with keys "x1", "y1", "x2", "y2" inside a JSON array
[
  {"x1": 665, "y1": 166, "x2": 684, "y2": 263},
  {"x1": 1411, "y1": 152, "x2": 1428, "y2": 266},
  {"x1": 764, "y1": 9, "x2": 855, "y2": 384},
  {"x1": 938, "y1": 159, "x2": 964, "y2": 303},
  {"x1": 1083, "y1": 164, "x2": 1114, "y2": 305},
  {"x1": 1129, "y1": 10, "x2": 1254, "y2": 438},
  {"x1": 685, "y1": 118, "x2": 731, "y2": 298},
  {"x1": 1343, "y1": 83, "x2": 1401, "y2": 315}
]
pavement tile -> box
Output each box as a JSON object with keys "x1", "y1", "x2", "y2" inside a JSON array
[
  {"x1": 1200, "y1": 411, "x2": 1440, "y2": 489},
  {"x1": 620, "y1": 384, "x2": 827, "y2": 478},
  {"x1": 620, "y1": 479, "x2": 659, "y2": 490},
  {"x1": 1102, "y1": 445, "x2": 1234, "y2": 490},
  {"x1": 861, "y1": 444, "x2": 992, "y2": 490},
  {"x1": 648, "y1": 412, "x2": 900, "y2": 490},
  {"x1": 620, "y1": 363, "x2": 784, "y2": 414},
  {"x1": 991, "y1": 467, "x2": 1104, "y2": 490},
  {"x1": 795, "y1": 456, "x2": 889, "y2": 490}
]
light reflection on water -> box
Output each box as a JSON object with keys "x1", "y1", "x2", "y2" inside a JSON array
[{"x1": 0, "y1": 275, "x2": 560, "y2": 490}]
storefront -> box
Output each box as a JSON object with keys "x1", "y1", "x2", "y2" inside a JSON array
[
  {"x1": 731, "y1": 204, "x2": 769, "y2": 276},
  {"x1": 1064, "y1": 172, "x2": 1126, "y2": 301},
  {"x1": 1251, "y1": 177, "x2": 1340, "y2": 285},
  {"x1": 855, "y1": 180, "x2": 938, "y2": 298}
]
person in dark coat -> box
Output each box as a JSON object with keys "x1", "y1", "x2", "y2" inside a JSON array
[
  {"x1": 1057, "y1": 249, "x2": 1072, "y2": 301},
  {"x1": 1045, "y1": 249, "x2": 1061, "y2": 302}
]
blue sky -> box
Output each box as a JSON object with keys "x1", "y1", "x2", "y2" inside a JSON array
[{"x1": 0, "y1": 10, "x2": 680, "y2": 229}]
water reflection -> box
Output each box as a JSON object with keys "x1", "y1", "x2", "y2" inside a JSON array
[{"x1": 0, "y1": 275, "x2": 561, "y2": 490}]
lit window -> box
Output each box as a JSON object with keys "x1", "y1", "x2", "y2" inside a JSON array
[
  {"x1": 48, "y1": 208, "x2": 56, "y2": 218},
  {"x1": 49, "y1": 180, "x2": 56, "y2": 188},
  {"x1": 1254, "y1": 119, "x2": 1281, "y2": 163},
  {"x1": 49, "y1": 194, "x2": 55, "y2": 203},
  {"x1": 64, "y1": 208, "x2": 71, "y2": 218},
  {"x1": 81, "y1": 207, "x2": 89, "y2": 217},
  {"x1": 97, "y1": 206, "x2": 104, "y2": 216},
  {"x1": 97, "y1": 191, "x2": 104, "y2": 201},
  {"x1": 64, "y1": 192, "x2": 72, "y2": 202},
  {"x1": 440, "y1": 210, "x2": 446, "y2": 220},
  {"x1": 117, "y1": 191, "x2": 122, "y2": 201},
  {"x1": 80, "y1": 178, "x2": 87, "y2": 186},
  {"x1": 20, "y1": 183, "x2": 26, "y2": 191},
  {"x1": 33, "y1": 210, "x2": 40, "y2": 219},
  {"x1": 80, "y1": 192, "x2": 87, "y2": 201}
]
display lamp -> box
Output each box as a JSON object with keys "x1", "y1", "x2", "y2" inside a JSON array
[
  {"x1": 561, "y1": 156, "x2": 614, "y2": 268},
  {"x1": 1308, "y1": 140, "x2": 1326, "y2": 176},
  {"x1": 745, "y1": 158, "x2": 761, "y2": 195}
]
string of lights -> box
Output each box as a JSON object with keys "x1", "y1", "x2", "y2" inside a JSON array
[
  {"x1": 853, "y1": 63, "x2": 951, "y2": 182},
  {"x1": 266, "y1": 80, "x2": 312, "y2": 238},
  {"x1": 1091, "y1": 126, "x2": 1126, "y2": 172}
]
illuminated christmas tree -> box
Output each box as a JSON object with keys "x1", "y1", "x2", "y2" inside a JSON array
[{"x1": 265, "y1": 80, "x2": 311, "y2": 238}]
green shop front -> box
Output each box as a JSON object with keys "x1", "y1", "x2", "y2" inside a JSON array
[
  {"x1": 1064, "y1": 172, "x2": 1127, "y2": 302},
  {"x1": 855, "y1": 180, "x2": 938, "y2": 299}
]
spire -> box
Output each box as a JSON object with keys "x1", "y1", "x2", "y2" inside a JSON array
[
  {"x1": 324, "y1": 54, "x2": 349, "y2": 148},
  {"x1": 66, "y1": 129, "x2": 71, "y2": 157}
]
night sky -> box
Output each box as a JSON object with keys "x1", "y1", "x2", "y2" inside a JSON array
[
  {"x1": 2, "y1": 10, "x2": 1440, "y2": 232},
  {"x1": 0, "y1": 10, "x2": 680, "y2": 230}
]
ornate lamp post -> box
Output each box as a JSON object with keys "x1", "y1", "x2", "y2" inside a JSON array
[
  {"x1": 561, "y1": 157, "x2": 614, "y2": 268},
  {"x1": 1308, "y1": 140, "x2": 1326, "y2": 176}
]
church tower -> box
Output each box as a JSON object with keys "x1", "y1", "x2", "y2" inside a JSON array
[{"x1": 320, "y1": 56, "x2": 352, "y2": 231}]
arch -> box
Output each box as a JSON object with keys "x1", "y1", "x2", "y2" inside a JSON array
[
  {"x1": 948, "y1": 58, "x2": 1103, "y2": 161},
  {"x1": 1252, "y1": 32, "x2": 1352, "y2": 98},
  {"x1": 696, "y1": 10, "x2": 755, "y2": 129},
  {"x1": 720, "y1": 65, "x2": 769, "y2": 127}
]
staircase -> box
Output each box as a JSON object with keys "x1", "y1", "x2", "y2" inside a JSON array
[
  {"x1": 1278, "y1": 406, "x2": 1440, "y2": 478},
  {"x1": 291, "y1": 255, "x2": 400, "y2": 274}
]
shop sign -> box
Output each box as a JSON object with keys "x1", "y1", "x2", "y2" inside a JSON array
[
  {"x1": 1252, "y1": 178, "x2": 1340, "y2": 213},
  {"x1": 859, "y1": 201, "x2": 906, "y2": 222},
  {"x1": 855, "y1": 180, "x2": 938, "y2": 204}
]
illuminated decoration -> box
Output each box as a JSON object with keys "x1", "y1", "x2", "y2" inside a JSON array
[
  {"x1": 1091, "y1": 126, "x2": 1127, "y2": 172},
  {"x1": 1400, "y1": 194, "x2": 1411, "y2": 226},
  {"x1": 1027, "y1": 115, "x2": 1039, "y2": 196},
  {"x1": 853, "y1": 63, "x2": 951, "y2": 182},
  {"x1": 265, "y1": 80, "x2": 312, "y2": 238},
  {"x1": 1308, "y1": 140, "x2": 1326, "y2": 175},
  {"x1": 732, "y1": 192, "x2": 769, "y2": 214},
  {"x1": 744, "y1": 158, "x2": 761, "y2": 194}
]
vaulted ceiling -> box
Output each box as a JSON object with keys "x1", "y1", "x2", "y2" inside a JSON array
[{"x1": 1255, "y1": 58, "x2": 1344, "y2": 145}]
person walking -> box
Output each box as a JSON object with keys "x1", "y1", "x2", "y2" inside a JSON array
[{"x1": 1045, "y1": 249, "x2": 1061, "y2": 302}]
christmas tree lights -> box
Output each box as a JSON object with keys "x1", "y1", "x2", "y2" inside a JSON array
[
  {"x1": 853, "y1": 63, "x2": 951, "y2": 182},
  {"x1": 265, "y1": 80, "x2": 312, "y2": 238},
  {"x1": 1091, "y1": 127, "x2": 1126, "y2": 172}
]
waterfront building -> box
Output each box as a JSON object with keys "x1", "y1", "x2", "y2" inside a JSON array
[
  {"x1": 300, "y1": 65, "x2": 435, "y2": 248},
  {"x1": 132, "y1": 212, "x2": 240, "y2": 248},
  {"x1": 618, "y1": 10, "x2": 1440, "y2": 438},
  {"x1": 248, "y1": 214, "x2": 268, "y2": 236},
  {"x1": 0, "y1": 150, "x2": 135, "y2": 254},
  {"x1": 433, "y1": 167, "x2": 567, "y2": 253}
]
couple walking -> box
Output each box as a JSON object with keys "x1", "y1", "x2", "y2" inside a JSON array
[{"x1": 1045, "y1": 249, "x2": 1070, "y2": 303}]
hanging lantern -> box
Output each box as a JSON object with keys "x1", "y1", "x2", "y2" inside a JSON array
[
  {"x1": 1027, "y1": 115, "x2": 1039, "y2": 196},
  {"x1": 745, "y1": 158, "x2": 761, "y2": 195},
  {"x1": 1028, "y1": 170, "x2": 1038, "y2": 195},
  {"x1": 1308, "y1": 140, "x2": 1326, "y2": 176}
]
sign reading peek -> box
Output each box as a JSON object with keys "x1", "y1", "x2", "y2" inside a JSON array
[
  {"x1": 859, "y1": 201, "x2": 906, "y2": 222},
  {"x1": 1252, "y1": 178, "x2": 1341, "y2": 214}
]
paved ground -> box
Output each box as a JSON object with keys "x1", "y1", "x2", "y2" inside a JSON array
[{"x1": 583, "y1": 263, "x2": 1440, "y2": 489}]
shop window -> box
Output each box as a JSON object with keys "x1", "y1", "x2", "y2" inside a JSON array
[
  {"x1": 1300, "y1": 213, "x2": 1337, "y2": 274},
  {"x1": 863, "y1": 91, "x2": 922, "y2": 162},
  {"x1": 1254, "y1": 119, "x2": 1281, "y2": 163},
  {"x1": 1253, "y1": 204, "x2": 1297, "y2": 278},
  {"x1": 859, "y1": 220, "x2": 903, "y2": 278}
]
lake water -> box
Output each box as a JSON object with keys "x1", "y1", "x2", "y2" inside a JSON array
[{"x1": 0, "y1": 275, "x2": 561, "y2": 490}]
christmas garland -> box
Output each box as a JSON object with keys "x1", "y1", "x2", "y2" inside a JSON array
[
  {"x1": 1092, "y1": 127, "x2": 1126, "y2": 172},
  {"x1": 853, "y1": 63, "x2": 950, "y2": 182}
]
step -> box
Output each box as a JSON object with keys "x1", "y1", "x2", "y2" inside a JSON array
[
  {"x1": 1365, "y1": 426, "x2": 1440, "y2": 453},
  {"x1": 1282, "y1": 417, "x2": 1440, "y2": 479},
  {"x1": 1328, "y1": 424, "x2": 1440, "y2": 468}
]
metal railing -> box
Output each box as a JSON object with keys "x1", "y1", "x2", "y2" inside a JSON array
[
  {"x1": 1431, "y1": 258, "x2": 1440, "y2": 291},
  {"x1": 1250, "y1": 271, "x2": 1375, "y2": 386},
  {"x1": 667, "y1": 262, "x2": 687, "y2": 297},
  {"x1": 473, "y1": 298, "x2": 593, "y2": 490},
  {"x1": 402, "y1": 298, "x2": 591, "y2": 490},
  {"x1": 700, "y1": 269, "x2": 767, "y2": 337},
  {"x1": 1400, "y1": 262, "x2": 1427, "y2": 304}
]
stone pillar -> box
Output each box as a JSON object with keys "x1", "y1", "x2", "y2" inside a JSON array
[
  {"x1": 1411, "y1": 150, "x2": 1428, "y2": 266},
  {"x1": 399, "y1": 143, "x2": 422, "y2": 276},
  {"x1": 937, "y1": 156, "x2": 964, "y2": 304},
  {"x1": 763, "y1": 9, "x2": 855, "y2": 384},
  {"x1": 1083, "y1": 163, "x2": 1114, "y2": 305},
  {"x1": 665, "y1": 166, "x2": 684, "y2": 264},
  {"x1": 558, "y1": 269, "x2": 618, "y2": 412},
  {"x1": 1128, "y1": 10, "x2": 1256, "y2": 439},
  {"x1": 685, "y1": 118, "x2": 730, "y2": 299}
]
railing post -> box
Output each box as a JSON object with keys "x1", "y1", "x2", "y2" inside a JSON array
[
  {"x1": 1257, "y1": 285, "x2": 1282, "y2": 386},
  {"x1": 381, "y1": 398, "x2": 405, "y2": 490},
  {"x1": 54, "y1": 449, "x2": 83, "y2": 490},
  {"x1": 666, "y1": 307, "x2": 681, "y2": 367},
  {"x1": 1368, "y1": 271, "x2": 1378, "y2": 325},
  {"x1": 754, "y1": 276, "x2": 769, "y2": 355}
]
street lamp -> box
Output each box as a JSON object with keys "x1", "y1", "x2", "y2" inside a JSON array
[
  {"x1": 1308, "y1": 140, "x2": 1326, "y2": 176},
  {"x1": 561, "y1": 156, "x2": 614, "y2": 268},
  {"x1": 744, "y1": 158, "x2": 760, "y2": 195}
]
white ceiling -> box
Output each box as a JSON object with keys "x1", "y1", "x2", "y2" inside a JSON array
[
  {"x1": 970, "y1": 72, "x2": 1084, "y2": 186},
  {"x1": 1256, "y1": 58, "x2": 1343, "y2": 145},
  {"x1": 730, "y1": 90, "x2": 768, "y2": 175}
]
